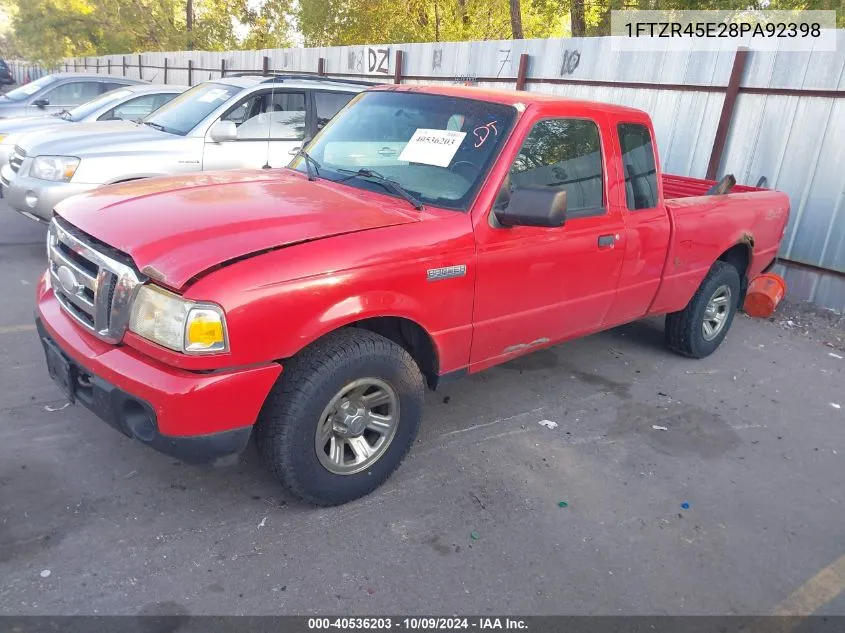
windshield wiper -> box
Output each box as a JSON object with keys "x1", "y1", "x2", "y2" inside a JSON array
[
  {"x1": 142, "y1": 121, "x2": 167, "y2": 133},
  {"x1": 291, "y1": 148, "x2": 320, "y2": 181},
  {"x1": 336, "y1": 168, "x2": 423, "y2": 210}
]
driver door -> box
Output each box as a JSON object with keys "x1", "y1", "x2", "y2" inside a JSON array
[
  {"x1": 202, "y1": 90, "x2": 306, "y2": 171},
  {"x1": 470, "y1": 115, "x2": 627, "y2": 367}
]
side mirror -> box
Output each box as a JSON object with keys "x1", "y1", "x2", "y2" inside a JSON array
[
  {"x1": 494, "y1": 187, "x2": 567, "y2": 228},
  {"x1": 33, "y1": 98, "x2": 49, "y2": 108},
  {"x1": 208, "y1": 120, "x2": 237, "y2": 143}
]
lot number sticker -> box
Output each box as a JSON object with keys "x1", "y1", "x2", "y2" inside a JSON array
[{"x1": 399, "y1": 129, "x2": 466, "y2": 167}]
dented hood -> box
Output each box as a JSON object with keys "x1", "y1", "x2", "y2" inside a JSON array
[{"x1": 55, "y1": 169, "x2": 419, "y2": 289}]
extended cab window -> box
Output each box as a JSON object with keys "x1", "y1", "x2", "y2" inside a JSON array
[
  {"x1": 510, "y1": 118, "x2": 604, "y2": 217},
  {"x1": 618, "y1": 123, "x2": 658, "y2": 210}
]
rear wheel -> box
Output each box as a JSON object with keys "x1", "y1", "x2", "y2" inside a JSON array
[
  {"x1": 255, "y1": 328, "x2": 424, "y2": 506},
  {"x1": 665, "y1": 261, "x2": 741, "y2": 359}
]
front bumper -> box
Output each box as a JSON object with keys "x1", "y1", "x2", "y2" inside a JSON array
[
  {"x1": 1, "y1": 166, "x2": 97, "y2": 221},
  {"x1": 36, "y1": 280, "x2": 282, "y2": 463}
]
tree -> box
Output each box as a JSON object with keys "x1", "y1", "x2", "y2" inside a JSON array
[
  {"x1": 570, "y1": 0, "x2": 585, "y2": 36},
  {"x1": 509, "y1": 0, "x2": 524, "y2": 39},
  {"x1": 0, "y1": 0, "x2": 292, "y2": 63},
  {"x1": 297, "y1": 0, "x2": 564, "y2": 46}
]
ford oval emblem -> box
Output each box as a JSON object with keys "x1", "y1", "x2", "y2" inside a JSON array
[{"x1": 56, "y1": 265, "x2": 82, "y2": 296}]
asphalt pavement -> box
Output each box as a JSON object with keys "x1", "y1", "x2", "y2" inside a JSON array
[{"x1": 1, "y1": 202, "x2": 844, "y2": 616}]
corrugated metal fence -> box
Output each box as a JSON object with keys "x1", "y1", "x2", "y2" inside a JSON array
[{"x1": 35, "y1": 34, "x2": 845, "y2": 307}]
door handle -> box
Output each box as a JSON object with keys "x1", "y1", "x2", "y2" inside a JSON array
[{"x1": 598, "y1": 234, "x2": 617, "y2": 249}]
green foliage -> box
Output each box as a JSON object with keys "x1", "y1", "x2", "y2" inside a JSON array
[
  {"x1": 298, "y1": 0, "x2": 566, "y2": 45},
  {"x1": 298, "y1": 0, "x2": 844, "y2": 44},
  {"x1": 1, "y1": 0, "x2": 842, "y2": 62},
  {"x1": 0, "y1": 0, "x2": 293, "y2": 63}
]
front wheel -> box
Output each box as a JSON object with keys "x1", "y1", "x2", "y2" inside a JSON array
[
  {"x1": 665, "y1": 260, "x2": 741, "y2": 359},
  {"x1": 255, "y1": 328, "x2": 425, "y2": 506}
]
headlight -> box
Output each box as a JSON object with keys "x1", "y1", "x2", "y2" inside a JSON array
[
  {"x1": 128, "y1": 285, "x2": 228, "y2": 354},
  {"x1": 30, "y1": 155, "x2": 80, "y2": 182}
]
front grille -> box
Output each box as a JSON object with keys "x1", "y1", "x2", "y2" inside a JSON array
[
  {"x1": 9, "y1": 146, "x2": 25, "y2": 173},
  {"x1": 48, "y1": 217, "x2": 145, "y2": 343}
]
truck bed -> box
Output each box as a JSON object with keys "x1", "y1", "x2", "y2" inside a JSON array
[{"x1": 662, "y1": 174, "x2": 765, "y2": 199}]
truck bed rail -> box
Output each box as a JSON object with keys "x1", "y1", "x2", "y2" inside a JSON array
[{"x1": 663, "y1": 173, "x2": 765, "y2": 200}]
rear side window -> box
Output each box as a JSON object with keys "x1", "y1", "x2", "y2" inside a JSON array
[
  {"x1": 509, "y1": 118, "x2": 604, "y2": 217},
  {"x1": 618, "y1": 123, "x2": 658, "y2": 210},
  {"x1": 315, "y1": 92, "x2": 355, "y2": 131}
]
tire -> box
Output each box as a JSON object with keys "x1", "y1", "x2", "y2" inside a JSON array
[
  {"x1": 665, "y1": 260, "x2": 741, "y2": 359},
  {"x1": 255, "y1": 328, "x2": 425, "y2": 506}
]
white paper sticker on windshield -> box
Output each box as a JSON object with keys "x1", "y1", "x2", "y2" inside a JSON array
[
  {"x1": 198, "y1": 88, "x2": 230, "y2": 103},
  {"x1": 21, "y1": 84, "x2": 41, "y2": 95},
  {"x1": 399, "y1": 129, "x2": 466, "y2": 167}
]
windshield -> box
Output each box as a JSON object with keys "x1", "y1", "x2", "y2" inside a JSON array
[
  {"x1": 291, "y1": 91, "x2": 517, "y2": 211},
  {"x1": 143, "y1": 82, "x2": 239, "y2": 135},
  {"x1": 2, "y1": 75, "x2": 58, "y2": 102},
  {"x1": 65, "y1": 88, "x2": 132, "y2": 121}
]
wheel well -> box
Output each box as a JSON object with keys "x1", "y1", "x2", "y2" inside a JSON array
[
  {"x1": 348, "y1": 317, "x2": 439, "y2": 389},
  {"x1": 718, "y1": 243, "x2": 752, "y2": 296}
]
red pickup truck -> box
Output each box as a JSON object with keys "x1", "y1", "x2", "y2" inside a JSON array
[{"x1": 36, "y1": 85, "x2": 789, "y2": 505}]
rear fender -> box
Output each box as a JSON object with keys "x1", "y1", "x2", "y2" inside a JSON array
[{"x1": 649, "y1": 231, "x2": 755, "y2": 315}]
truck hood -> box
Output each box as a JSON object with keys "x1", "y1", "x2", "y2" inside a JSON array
[
  {"x1": 17, "y1": 120, "x2": 161, "y2": 156},
  {"x1": 55, "y1": 169, "x2": 420, "y2": 289}
]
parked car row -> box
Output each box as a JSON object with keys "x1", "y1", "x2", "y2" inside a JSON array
[
  {"x1": 20, "y1": 75, "x2": 789, "y2": 505},
  {"x1": 0, "y1": 73, "x2": 369, "y2": 221}
]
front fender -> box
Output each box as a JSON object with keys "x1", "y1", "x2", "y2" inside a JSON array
[{"x1": 125, "y1": 213, "x2": 477, "y2": 374}]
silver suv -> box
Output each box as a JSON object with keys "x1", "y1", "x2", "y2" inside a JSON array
[
  {"x1": 0, "y1": 84, "x2": 187, "y2": 166},
  {"x1": 2, "y1": 75, "x2": 371, "y2": 222}
]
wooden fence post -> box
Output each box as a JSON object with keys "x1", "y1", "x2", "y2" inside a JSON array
[
  {"x1": 263, "y1": 56, "x2": 270, "y2": 75},
  {"x1": 706, "y1": 47, "x2": 749, "y2": 180},
  {"x1": 515, "y1": 53, "x2": 530, "y2": 90},
  {"x1": 122, "y1": 56, "x2": 127, "y2": 76},
  {"x1": 84, "y1": 58, "x2": 88, "y2": 69},
  {"x1": 138, "y1": 55, "x2": 143, "y2": 80},
  {"x1": 188, "y1": 60, "x2": 193, "y2": 86},
  {"x1": 163, "y1": 58, "x2": 168, "y2": 84},
  {"x1": 221, "y1": 59, "x2": 226, "y2": 77},
  {"x1": 394, "y1": 50, "x2": 403, "y2": 84},
  {"x1": 107, "y1": 59, "x2": 111, "y2": 74},
  {"x1": 318, "y1": 57, "x2": 326, "y2": 76},
  {"x1": 95, "y1": 59, "x2": 99, "y2": 74}
]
